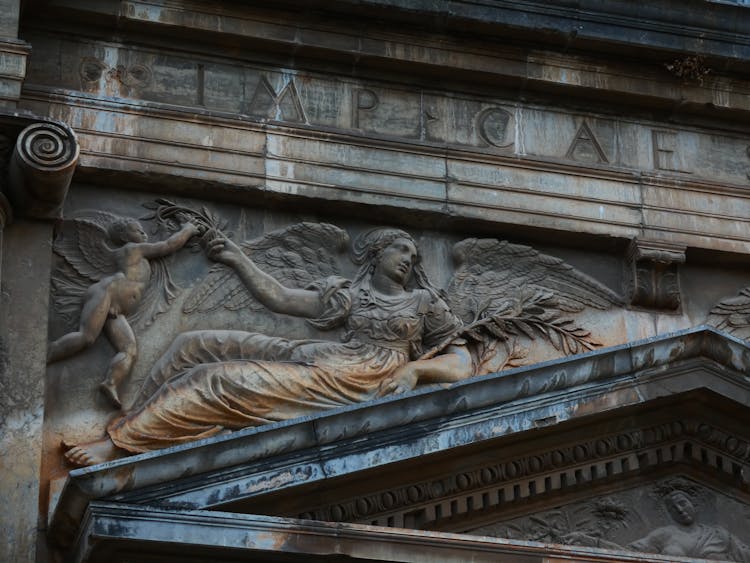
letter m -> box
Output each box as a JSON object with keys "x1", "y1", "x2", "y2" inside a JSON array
[{"x1": 245, "y1": 75, "x2": 307, "y2": 123}]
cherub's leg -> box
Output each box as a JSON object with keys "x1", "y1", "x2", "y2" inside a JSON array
[
  {"x1": 100, "y1": 314, "x2": 137, "y2": 408},
  {"x1": 47, "y1": 285, "x2": 111, "y2": 363}
]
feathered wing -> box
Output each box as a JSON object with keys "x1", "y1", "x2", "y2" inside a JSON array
[
  {"x1": 444, "y1": 238, "x2": 624, "y2": 369},
  {"x1": 447, "y1": 239, "x2": 623, "y2": 323},
  {"x1": 182, "y1": 222, "x2": 351, "y2": 314},
  {"x1": 53, "y1": 214, "x2": 119, "y2": 281},
  {"x1": 707, "y1": 287, "x2": 750, "y2": 340}
]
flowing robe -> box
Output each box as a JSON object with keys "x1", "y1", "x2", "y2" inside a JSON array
[
  {"x1": 629, "y1": 524, "x2": 750, "y2": 562},
  {"x1": 108, "y1": 277, "x2": 462, "y2": 453}
]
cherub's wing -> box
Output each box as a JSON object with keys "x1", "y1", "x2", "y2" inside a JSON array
[
  {"x1": 707, "y1": 287, "x2": 750, "y2": 339},
  {"x1": 447, "y1": 238, "x2": 623, "y2": 323},
  {"x1": 53, "y1": 214, "x2": 119, "y2": 282},
  {"x1": 183, "y1": 222, "x2": 350, "y2": 314},
  {"x1": 128, "y1": 259, "x2": 179, "y2": 329}
]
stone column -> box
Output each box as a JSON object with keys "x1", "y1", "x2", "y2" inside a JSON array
[{"x1": 0, "y1": 118, "x2": 78, "y2": 563}]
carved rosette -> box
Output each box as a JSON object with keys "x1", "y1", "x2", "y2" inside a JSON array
[
  {"x1": 626, "y1": 238, "x2": 685, "y2": 310},
  {"x1": 8, "y1": 121, "x2": 79, "y2": 219}
]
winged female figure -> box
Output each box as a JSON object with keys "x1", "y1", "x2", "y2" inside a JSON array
[{"x1": 63, "y1": 218, "x2": 621, "y2": 466}]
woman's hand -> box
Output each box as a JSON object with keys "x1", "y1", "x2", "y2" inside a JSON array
[
  {"x1": 206, "y1": 233, "x2": 244, "y2": 266},
  {"x1": 378, "y1": 363, "x2": 419, "y2": 396},
  {"x1": 378, "y1": 346, "x2": 473, "y2": 397}
]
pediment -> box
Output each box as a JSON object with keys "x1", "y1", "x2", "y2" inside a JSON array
[
  {"x1": 469, "y1": 475, "x2": 750, "y2": 558},
  {"x1": 54, "y1": 327, "x2": 750, "y2": 561}
]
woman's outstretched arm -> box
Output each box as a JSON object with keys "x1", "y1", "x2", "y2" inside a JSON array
[{"x1": 207, "y1": 235, "x2": 324, "y2": 318}]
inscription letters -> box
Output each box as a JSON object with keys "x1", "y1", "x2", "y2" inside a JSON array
[
  {"x1": 566, "y1": 121, "x2": 608, "y2": 164},
  {"x1": 352, "y1": 88, "x2": 379, "y2": 129},
  {"x1": 652, "y1": 130, "x2": 691, "y2": 173},
  {"x1": 246, "y1": 76, "x2": 308, "y2": 123},
  {"x1": 477, "y1": 107, "x2": 513, "y2": 149},
  {"x1": 68, "y1": 50, "x2": 750, "y2": 185}
]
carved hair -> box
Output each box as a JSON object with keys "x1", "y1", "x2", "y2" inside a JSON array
[
  {"x1": 350, "y1": 227, "x2": 444, "y2": 299},
  {"x1": 651, "y1": 478, "x2": 704, "y2": 516},
  {"x1": 652, "y1": 478, "x2": 700, "y2": 500},
  {"x1": 107, "y1": 218, "x2": 141, "y2": 245}
]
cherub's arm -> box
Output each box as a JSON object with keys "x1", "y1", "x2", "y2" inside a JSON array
[
  {"x1": 139, "y1": 222, "x2": 200, "y2": 259},
  {"x1": 207, "y1": 235, "x2": 324, "y2": 318}
]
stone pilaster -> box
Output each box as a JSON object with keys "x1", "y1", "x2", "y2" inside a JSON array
[{"x1": 0, "y1": 114, "x2": 77, "y2": 563}]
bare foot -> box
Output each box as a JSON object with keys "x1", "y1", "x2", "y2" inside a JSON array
[
  {"x1": 62, "y1": 436, "x2": 122, "y2": 467},
  {"x1": 99, "y1": 380, "x2": 122, "y2": 409}
]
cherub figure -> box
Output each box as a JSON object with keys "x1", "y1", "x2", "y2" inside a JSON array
[{"x1": 48, "y1": 212, "x2": 199, "y2": 407}]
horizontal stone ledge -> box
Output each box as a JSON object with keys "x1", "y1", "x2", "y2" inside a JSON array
[
  {"x1": 37, "y1": 0, "x2": 750, "y2": 65},
  {"x1": 69, "y1": 501, "x2": 701, "y2": 563},
  {"x1": 21, "y1": 82, "x2": 750, "y2": 188},
  {"x1": 23, "y1": 91, "x2": 750, "y2": 253},
  {"x1": 22, "y1": 7, "x2": 750, "y2": 118}
]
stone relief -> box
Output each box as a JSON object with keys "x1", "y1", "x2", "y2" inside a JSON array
[
  {"x1": 708, "y1": 287, "x2": 750, "y2": 340},
  {"x1": 473, "y1": 478, "x2": 750, "y2": 562},
  {"x1": 47, "y1": 210, "x2": 200, "y2": 407},
  {"x1": 51, "y1": 200, "x2": 622, "y2": 466},
  {"x1": 625, "y1": 238, "x2": 685, "y2": 311}
]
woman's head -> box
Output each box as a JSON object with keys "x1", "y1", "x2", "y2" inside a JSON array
[
  {"x1": 351, "y1": 227, "x2": 441, "y2": 297},
  {"x1": 665, "y1": 491, "x2": 696, "y2": 526},
  {"x1": 352, "y1": 228, "x2": 416, "y2": 267}
]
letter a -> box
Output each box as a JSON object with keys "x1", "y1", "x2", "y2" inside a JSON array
[{"x1": 565, "y1": 121, "x2": 608, "y2": 164}]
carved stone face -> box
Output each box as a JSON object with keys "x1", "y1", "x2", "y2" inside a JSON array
[
  {"x1": 666, "y1": 492, "x2": 696, "y2": 526},
  {"x1": 376, "y1": 237, "x2": 417, "y2": 286},
  {"x1": 125, "y1": 221, "x2": 148, "y2": 243}
]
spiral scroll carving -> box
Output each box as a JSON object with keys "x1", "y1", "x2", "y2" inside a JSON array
[
  {"x1": 15, "y1": 122, "x2": 78, "y2": 171},
  {"x1": 8, "y1": 119, "x2": 79, "y2": 218}
]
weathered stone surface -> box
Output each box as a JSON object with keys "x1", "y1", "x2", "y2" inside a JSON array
[
  {"x1": 0, "y1": 220, "x2": 55, "y2": 563},
  {"x1": 18, "y1": 31, "x2": 750, "y2": 254},
  {"x1": 626, "y1": 238, "x2": 686, "y2": 310},
  {"x1": 8, "y1": 1, "x2": 750, "y2": 561},
  {"x1": 49, "y1": 328, "x2": 750, "y2": 546},
  {"x1": 69, "y1": 501, "x2": 699, "y2": 563},
  {"x1": 473, "y1": 477, "x2": 750, "y2": 560}
]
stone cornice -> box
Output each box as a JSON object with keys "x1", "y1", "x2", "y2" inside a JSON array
[
  {"x1": 296, "y1": 413, "x2": 750, "y2": 530},
  {"x1": 22, "y1": 1, "x2": 750, "y2": 119},
  {"x1": 70, "y1": 501, "x2": 693, "y2": 563},
  {"x1": 49, "y1": 327, "x2": 750, "y2": 544},
  {"x1": 25, "y1": 87, "x2": 750, "y2": 256}
]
